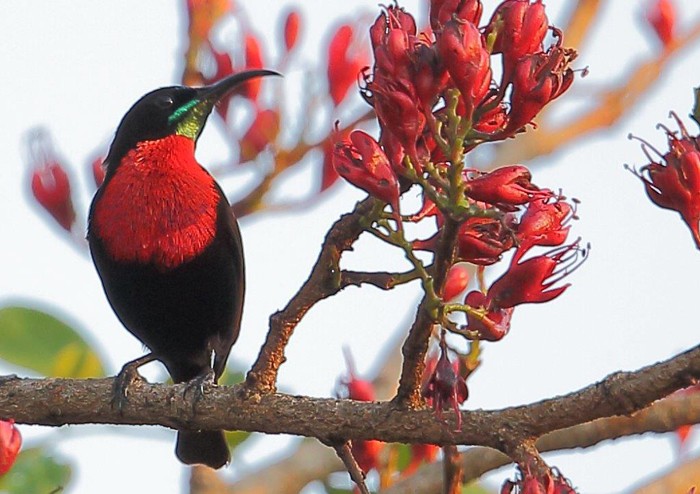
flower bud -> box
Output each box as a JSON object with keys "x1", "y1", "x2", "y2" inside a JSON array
[
  {"x1": 332, "y1": 130, "x2": 400, "y2": 208},
  {"x1": 0, "y1": 419, "x2": 21, "y2": 476},
  {"x1": 327, "y1": 24, "x2": 366, "y2": 106},
  {"x1": 90, "y1": 155, "x2": 106, "y2": 188},
  {"x1": 645, "y1": 0, "x2": 675, "y2": 48},
  {"x1": 485, "y1": 0, "x2": 548, "y2": 80},
  {"x1": 282, "y1": 10, "x2": 301, "y2": 53},
  {"x1": 443, "y1": 264, "x2": 470, "y2": 301},
  {"x1": 243, "y1": 34, "x2": 265, "y2": 100},
  {"x1": 430, "y1": 0, "x2": 483, "y2": 32},
  {"x1": 465, "y1": 165, "x2": 548, "y2": 205},
  {"x1": 437, "y1": 20, "x2": 492, "y2": 121},
  {"x1": 28, "y1": 130, "x2": 76, "y2": 232}
]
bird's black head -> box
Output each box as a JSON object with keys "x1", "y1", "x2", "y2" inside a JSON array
[{"x1": 103, "y1": 69, "x2": 280, "y2": 174}]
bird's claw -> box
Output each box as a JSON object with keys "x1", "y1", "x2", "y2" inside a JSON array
[
  {"x1": 183, "y1": 369, "x2": 216, "y2": 414},
  {"x1": 112, "y1": 363, "x2": 146, "y2": 412}
]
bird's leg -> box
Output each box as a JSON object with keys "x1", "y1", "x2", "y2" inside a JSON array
[
  {"x1": 182, "y1": 367, "x2": 217, "y2": 414},
  {"x1": 112, "y1": 353, "x2": 157, "y2": 412}
]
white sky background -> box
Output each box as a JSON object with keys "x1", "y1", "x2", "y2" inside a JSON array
[{"x1": 1, "y1": 1, "x2": 700, "y2": 493}]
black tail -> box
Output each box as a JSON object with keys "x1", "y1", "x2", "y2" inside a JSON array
[{"x1": 176, "y1": 430, "x2": 230, "y2": 469}]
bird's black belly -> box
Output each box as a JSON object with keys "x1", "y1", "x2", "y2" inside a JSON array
[{"x1": 91, "y1": 232, "x2": 240, "y2": 382}]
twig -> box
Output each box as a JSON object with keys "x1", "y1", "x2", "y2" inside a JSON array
[
  {"x1": 244, "y1": 197, "x2": 376, "y2": 395},
  {"x1": 333, "y1": 441, "x2": 371, "y2": 494}
]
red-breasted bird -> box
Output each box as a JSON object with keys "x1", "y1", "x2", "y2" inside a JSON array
[{"x1": 87, "y1": 70, "x2": 278, "y2": 469}]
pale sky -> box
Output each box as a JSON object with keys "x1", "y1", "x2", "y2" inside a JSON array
[{"x1": 2, "y1": 1, "x2": 700, "y2": 493}]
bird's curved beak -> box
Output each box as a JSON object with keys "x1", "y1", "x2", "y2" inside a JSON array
[{"x1": 175, "y1": 69, "x2": 281, "y2": 140}]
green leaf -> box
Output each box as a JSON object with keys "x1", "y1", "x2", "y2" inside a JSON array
[
  {"x1": 0, "y1": 305, "x2": 106, "y2": 378},
  {"x1": 0, "y1": 447, "x2": 71, "y2": 494},
  {"x1": 462, "y1": 482, "x2": 494, "y2": 494}
]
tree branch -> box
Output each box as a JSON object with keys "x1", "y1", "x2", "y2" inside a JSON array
[
  {"x1": 2, "y1": 344, "x2": 698, "y2": 448},
  {"x1": 381, "y1": 390, "x2": 700, "y2": 494},
  {"x1": 244, "y1": 197, "x2": 376, "y2": 395}
]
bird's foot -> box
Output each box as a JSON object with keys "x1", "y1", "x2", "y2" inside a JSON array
[
  {"x1": 182, "y1": 368, "x2": 216, "y2": 414},
  {"x1": 112, "y1": 353, "x2": 157, "y2": 412}
]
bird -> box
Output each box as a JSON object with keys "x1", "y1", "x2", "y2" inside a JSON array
[{"x1": 87, "y1": 69, "x2": 279, "y2": 469}]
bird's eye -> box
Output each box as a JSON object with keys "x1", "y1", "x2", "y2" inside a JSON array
[{"x1": 154, "y1": 95, "x2": 174, "y2": 109}]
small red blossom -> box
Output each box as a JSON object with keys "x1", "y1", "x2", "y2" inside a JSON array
[
  {"x1": 90, "y1": 155, "x2": 106, "y2": 188},
  {"x1": 487, "y1": 240, "x2": 587, "y2": 309},
  {"x1": 0, "y1": 419, "x2": 21, "y2": 476},
  {"x1": 464, "y1": 290, "x2": 513, "y2": 341},
  {"x1": 28, "y1": 130, "x2": 76, "y2": 232},
  {"x1": 485, "y1": 0, "x2": 549, "y2": 82},
  {"x1": 282, "y1": 10, "x2": 301, "y2": 53},
  {"x1": 465, "y1": 165, "x2": 549, "y2": 206},
  {"x1": 332, "y1": 130, "x2": 400, "y2": 209},
  {"x1": 514, "y1": 196, "x2": 576, "y2": 262},
  {"x1": 201, "y1": 41, "x2": 235, "y2": 119},
  {"x1": 443, "y1": 264, "x2": 470, "y2": 301},
  {"x1": 239, "y1": 109, "x2": 280, "y2": 163},
  {"x1": 457, "y1": 216, "x2": 515, "y2": 265},
  {"x1": 327, "y1": 24, "x2": 366, "y2": 106},
  {"x1": 629, "y1": 115, "x2": 700, "y2": 248},
  {"x1": 404, "y1": 442, "x2": 440, "y2": 475},
  {"x1": 502, "y1": 469, "x2": 577, "y2": 494},
  {"x1": 243, "y1": 34, "x2": 265, "y2": 100},
  {"x1": 436, "y1": 19, "x2": 492, "y2": 122},
  {"x1": 429, "y1": 0, "x2": 483, "y2": 32},
  {"x1": 423, "y1": 337, "x2": 468, "y2": 429},
  {"x1": 339, "y1": 349, "x2": 383, "y2": 473},
  {"x1": 645, "y1": 0, "x2": 675, "y2": 48},
  {"x1": 501, "y1": 37, "x2": 576, "y2": 137}
]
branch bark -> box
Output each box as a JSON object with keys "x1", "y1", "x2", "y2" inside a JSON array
[{"x1": 1, "y1": 344, "x2": 698, "y2": 449}]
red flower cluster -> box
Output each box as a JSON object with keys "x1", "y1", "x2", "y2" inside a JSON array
[
  {"x1": 628, "y1": 113, "x2": 700, "y2": 249},
  {"x1": 28, "y1": 130, "x2": 76, "y2": 232},
  {"x1": 501, "y1": 469, "x2": 577, "y2": 494},
  {"x1": 0, "y1": 419, "x2": 21, "y2": 476}
]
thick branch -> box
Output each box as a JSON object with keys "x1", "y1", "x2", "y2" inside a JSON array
[
  {"x1": 245, "y1": 198, "x2": 376, "y2": 395},
  {"x1": 382, "y1": 391, "x2": 700, "y2": 494},
  {"x1": 2, "y1": 344, "x2": 698, "y2": 447}
]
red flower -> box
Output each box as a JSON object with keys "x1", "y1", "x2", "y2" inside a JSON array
[
  {"x1": 465, "y1": 165, "x2": 549, "y2": 206},
  {"x1": 487, "y1": 240, "x2": 587, "y2": 309},
  {"x1": 339, "y1": 349, "x2": 383, "y2": 473},
  {"x1": 201, "y1": 41, "x2": 235, "y2": 120},
  {"x1": 514, "y1": 195, "x2": 575, "y2": 262},
  {"x1": 645, "y1": 0, "x2": 675, "y2": 48},
  {"x1": 28, "y1": 130, "x2": 76, "y2": 232},
  {"x1": 429, "y1": 0, "x2": 483, "y2": 32},
  {"x1": 443, "y1": 264, "x2": 470, "y2": 301},
  {"x1": 456, "y1": 216, "x2": 515, "y2": 265},
  {"x1": 423, "y1": 337, "x2": 468, "y2": 429},
  {"x1": 485, "y1": 0, "x2": 549, "y2": 82},
  {"x1": 0, "y1": 419, "x2": 21, "y2": 476},
  {"x1": 464, "y1": 290, "x2": 513, "y2": 341},
  {"x1": 629, "y1": 115, "x2": 700, "y2": 248},
  {"x1": 239, "y1": 109, "x2": 280, "y2": 163},
  {"x1": 501, "y1": 36, "x2": 576, "y2": 137},
  {"x1": 436, "y1": 19, "x2": 492, "y2": 122},
  {"x1": 243, "y1": 34, "x2": 265, "y2": 100},
  {"x1": 90, "y1": 154, "x2": 106, "y2": 188},
  {"x1": 282, "y1": 10, "x2": 301, "y2": 53},
  {"x1": 327, "y1": 24, "x2": 366, "y2": 106},
  {"x1": 332, "y1": 130, "x2": 400, "y2": 209},
  {"x1": 502, "y1": 470, "x2": 577, "y2": 494},
  {"x1": 365, "y1": 7, "x2": 427, "y2": 163}
]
